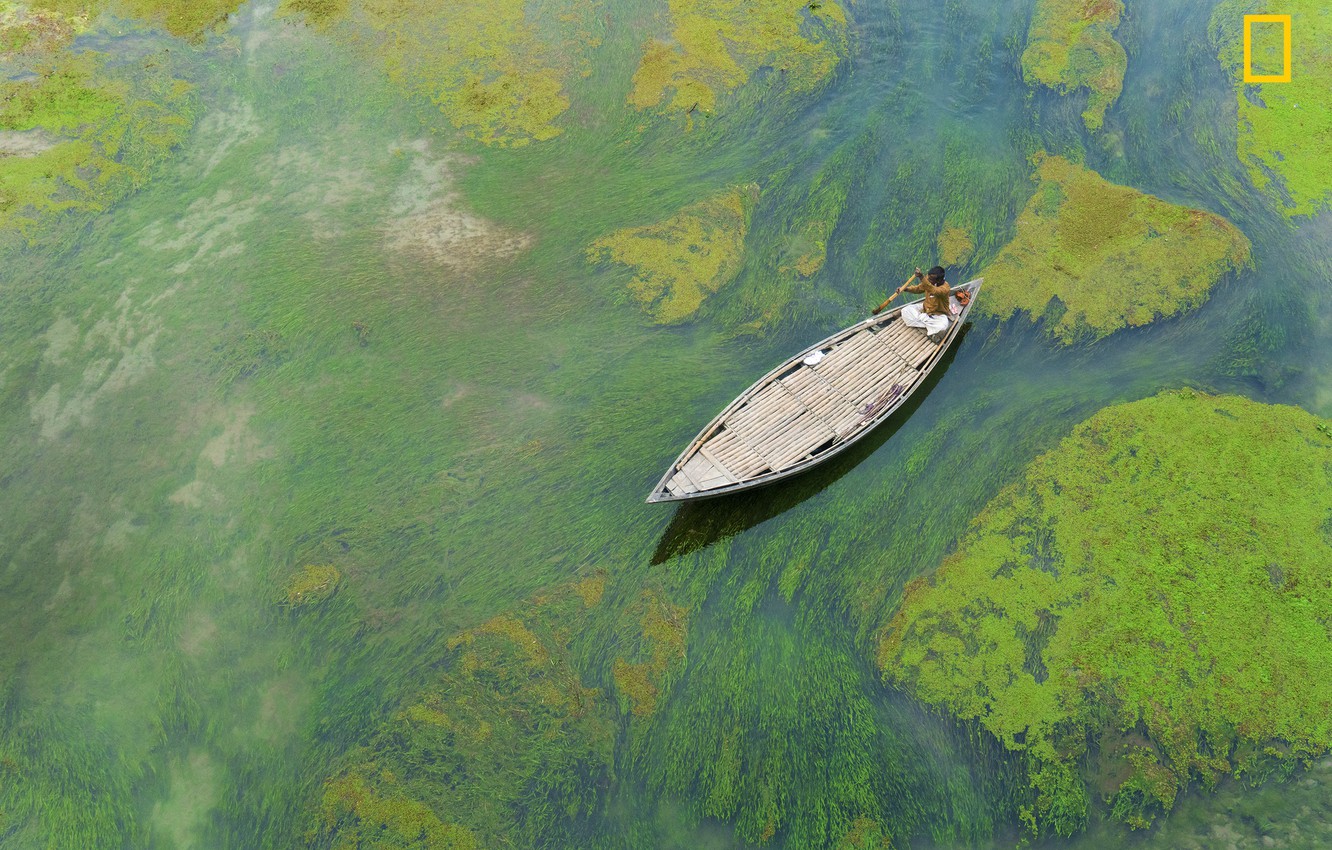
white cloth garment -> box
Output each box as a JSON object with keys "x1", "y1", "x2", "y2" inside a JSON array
[{"x1": 901, "y1": 302, "x2": 950, "y2": 335}]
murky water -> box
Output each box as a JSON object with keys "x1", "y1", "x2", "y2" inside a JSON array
[{"x1": 1, "y1": 0, "x2": 1328, "y2": 847}]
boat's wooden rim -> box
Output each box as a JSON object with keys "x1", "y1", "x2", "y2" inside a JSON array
[{"x1": 646, "y1": 278, "x2": 983, "y2": 503}]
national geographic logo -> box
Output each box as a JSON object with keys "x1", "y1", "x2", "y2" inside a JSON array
[{"x1": 1243, "y1": 14, "x2": 1292, "y2": 83}]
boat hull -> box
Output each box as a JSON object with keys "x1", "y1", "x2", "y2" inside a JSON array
[{"x1": 646, "y1": 279, "x2": 982, "y2": 503}]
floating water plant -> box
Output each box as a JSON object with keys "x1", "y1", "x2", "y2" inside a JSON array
[
  {"x1": 1210, "y1": 0, "x2": 1332, "y2": 217},
  {"x1": 628, "y1": 0, "x2": 849, "y2": 119},
  {"x1": 879, "y1": 390, "x2": 1332, "y2": 836},
  {"x1": 979, "y1": 154, "x2": 1250, "y2": 342},
  {"x1": 587, "y1": 184, "x2": 758, "y2": 323},
  {"x1": 1021, "y1": 0, "x2": 1126, "y2": 131}
]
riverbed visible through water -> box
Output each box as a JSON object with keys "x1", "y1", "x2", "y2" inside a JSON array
[{"x1": 1, "y1": 0, "x2": 1329, "y2": 847}]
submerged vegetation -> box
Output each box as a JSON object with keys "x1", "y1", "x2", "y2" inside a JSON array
[
  {"x1": 0, "y1": 3, "x2": 196, "y2": 241},
  {"x1": 308, "y1": 578, "x2": 627, "y2": 848},
  {"x1": 611, "y1": 589, "x2": 688, "y2": 717},
  {"x1": 586, "y1": 184, "x2": 758, "y2": 323},
  {"x1": 937, "y1": 224, "x2": 975, "y2": 266},
  {"x1": 278, "y1": 0, "x2": 602, "y2": 146},
  {"x1": 628, "y1": 0, "x2": 849, "y2": 119},
  {"x1": 979, "y1": 154, "x2": 1251, "y2": 342},
  {"x1": 1210, "y1": 0, "x2": 1332, "y2": 217},
  {"x1": 282, "y1": 564, "x2": 342, "y2": 608},
  {"x1": 1021, "y1": 0, "x2": 1126, "y2": 131},
  {"x1": 880, "y1": 390, "x2": 1332, "y2": 837},
  {"x1": 14, "y1": 0, "x2": 243, "y2": 38},
  {"x1": 2, "y1": 0, "x2": 1331, "y2": 848}
]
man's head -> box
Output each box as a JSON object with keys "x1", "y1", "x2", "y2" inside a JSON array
[{"x1": 927, "y1": 266, "x2": 946, "y2": 282}]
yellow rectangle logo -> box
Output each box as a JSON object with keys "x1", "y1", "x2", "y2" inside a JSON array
[{"x1": 1243, "y1": 14, "x2": 1292, "y2": 83}]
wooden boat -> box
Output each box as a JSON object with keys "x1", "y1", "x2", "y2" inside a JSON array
[{"x1": 646, "y1": 279, "x2": 982, "y2": 503}]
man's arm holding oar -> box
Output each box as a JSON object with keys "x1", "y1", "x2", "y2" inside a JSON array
[{"x1": 872, "y1": 268, "x2": 924, "y2": 315}]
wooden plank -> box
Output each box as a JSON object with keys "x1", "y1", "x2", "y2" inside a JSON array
[
  {"x1": 695, "y1": 472, "x2": 731, "y2": 490},
  {"x1": 696, "y1": 444, "x2": 741, "y2": 484},
  {"x1": 681, "y1": 453, "x2": 719, "y2": 489},
  {"x1": 868, "y1": 324, "x2": 920, "y2": 369},
  {"x1": 806, "y1": 364, "x2": 857, "y2": 414},
  {"x1": 815, "y1": 332, "x2": 882, "y2": 379},
  {"x1": 874, "y1": 320, "x2": 918, "y2": 349},
  {"x1": 807, "y1": 335, "x2": 874, "y2": 382},
  {"x1": 772, "y1": 378, "x2": 842, "y2": 435},
  {"x1": 844, "y1": 350, "x2": 915, "y2": 405},
  {"x1": 671, "y1": 468, "x2": 699, "y2": 494},
  {"x1": 903, "y1": 333, "x2": 938, "y2": 367},
  {"x1": 839, "y1": 368, "x2": 918, "y2": 434},
  {"x1": 826, "y1": 365, "x2": 915, "y2": 435}
]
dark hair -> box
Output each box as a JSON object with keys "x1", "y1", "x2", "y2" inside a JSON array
[{"x1": 927, "y1": 266, "x2": 946, "y2": 281}]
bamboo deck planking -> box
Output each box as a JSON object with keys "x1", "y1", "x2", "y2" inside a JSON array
[{"x1": 647, "y1": 281, "x2": 981, "y2": 503}]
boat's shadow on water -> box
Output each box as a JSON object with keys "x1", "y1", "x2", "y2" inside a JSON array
[{"x1": 650, "y1": 324, "x2": 973, "y2": 565}]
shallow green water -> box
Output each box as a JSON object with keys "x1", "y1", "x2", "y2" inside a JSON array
[{"x1": 0, "y1": 0, "x2": 1329, "y2": 847}]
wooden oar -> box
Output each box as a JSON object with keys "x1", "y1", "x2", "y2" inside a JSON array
[{"x1": 872, "y1": 269, "x2": 923, "y2": 315}]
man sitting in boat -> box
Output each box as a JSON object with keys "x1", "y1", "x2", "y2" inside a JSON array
[{"x1": 879, "y1": 265, "x2": 951, "y2": 342}]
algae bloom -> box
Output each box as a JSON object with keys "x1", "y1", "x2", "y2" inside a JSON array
[
  {"x1": 279, "y1": 0, "x2": 601, "y2": 147},
  {"x1": 979, "y1": 154, "x2": 1250, "y2": 343},
  {"x1": 628, "y1": 0, "x2": 849, "y2": 118},
  {"x1": 880, "y1": 390, "x2": 1332, "y2": 836},
  {"x1": 1021, "y1": 0, "x2": 1127, "y2": 131},
  {"x1": 936, "y1": 224, "x2": 975, "y2": 267},
  {"x1": 1210, "y1": 0, "x2": 1332, "y2": 218},
  {"x1": 587, "y1": 184, "x2": 758, "y2": 324},
  {"x1": 0, "y1": 6, "x2": 196, "y2": 240}
]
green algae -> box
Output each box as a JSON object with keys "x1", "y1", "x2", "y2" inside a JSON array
[
  {"x1": 937, "y1": 223, "x2": 975, "y2": 266},
  {"x1": 3, "y1": 2, "x2": 1330, "y2": 848},
  {"x1": 1021, "y1": 0, "x2": 1127, "y2": 131},
  {"x1": 0, "y1": 14, "x2": 196, "y2": 242},
  {"x1": 25, "y1": 0, "x2": 244, "y2": 38},
  {"x1": 879, "y1": 390, "x2": 1332, "y2": 837},
  {"x1": 309, "y1": 765, "x2": 479, "y2": 849},
  {"x1": 278, "y1": 0, "x2": 602, "y2": 147},
  {"x1": 1210, "y1": 1, "x2": 1332, "y2": 217},
  {"x1": 0, "y1": 3, "x2": 80, "y2": 58},
  {"x1": 979, "y1": 154, "x2": 1251, "y2": 343},
  {"x1": 115, "y1": 0, "x2": 245, "y2": 39},
  {"x1": 704, "y1": 131, "x2": 866, "y2": 335},
  {"x1": 275, "y1": 0, "x2": 345, "y2": 29},
  {"x1": 611, "y1": 589, "x2": 688, "y2": 717},
  {"x1": 308, "y1": 578, "x2": 620, "y2": 849},
  {"x1": 630, "y1": 601, "x2": 1006, "y2": 849},
  {"x1": 627, "y1": 0, "x2": 849, "y2": 119},
  {"x1": 586, "y1": 184, "x2": 758, "y2": 323},
  {"x1": 282, "y1": 564, "x2": 342, "y2": 607}
]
